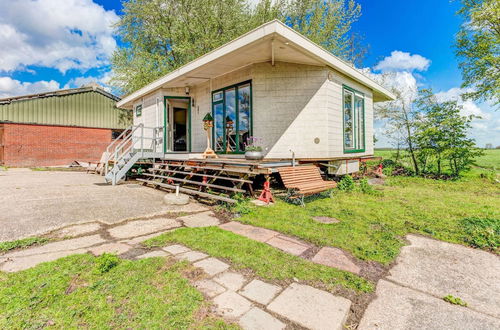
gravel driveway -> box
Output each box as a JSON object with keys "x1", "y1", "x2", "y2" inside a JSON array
[{"x1": 0, "y1": 169, "x2": 173, "y2": 242}]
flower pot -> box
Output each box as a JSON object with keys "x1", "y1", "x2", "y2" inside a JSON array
[{"x1": 245, "y1": 150, "x2": 264, "y2": 160}]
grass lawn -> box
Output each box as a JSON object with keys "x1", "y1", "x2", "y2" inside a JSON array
[
  {"x1": 0, "y1": 237, "x2": 49, "y2": 252},
  {"x1": 144, "y1": 227, "x2": 373, "y2": 293},
  {"x1": 0, "y1": 254, "x2": 234, "y2": 329},
  {"x1": 234, "y1": 175, "x2": 499, "y2": 265}
]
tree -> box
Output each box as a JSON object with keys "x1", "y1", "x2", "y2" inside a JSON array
[
  {"x1": 111, "y1": 0, "x2": 252, "y2": 94},
  {"x1": 111, "y1": 0, "x2": 365, "y2": 94},
  {"x1": 455, "y1": 0, "x2": 500, "y2": 107},
  {"x1": 415, "y1": 89, "x2": 483, "y2": 177},
  {"x1": 375, "y1": 72, "x2": 421, "y2": 175}
]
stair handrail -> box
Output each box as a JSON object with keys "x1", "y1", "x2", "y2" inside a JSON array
[{"x1": 105, "y1": 124, "x2": 143, "y2": 177}]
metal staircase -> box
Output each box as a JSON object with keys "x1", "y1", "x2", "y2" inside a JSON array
[{"x1": 104, "y1": 124, "x2": 162, "y2": 185}]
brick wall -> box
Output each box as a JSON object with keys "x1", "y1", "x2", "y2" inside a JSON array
[{"x1": 0, "y1": 123, "x2": 112, "y2": 167}]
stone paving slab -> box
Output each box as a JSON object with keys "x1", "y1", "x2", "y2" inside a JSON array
[
  {"x1": 219, "y1": 222, "x2": 279, "y2": 242},
  {"x1": 194, "y1": 279, "x2": 227, "y2": 298},
  {"x1": 136, "y1": 250, "x2": 168, "y2": 259},
  {"x1": 213, "y1": 291, "x2": 253, "y2": 319},
  {"x1": 120, "y1": 230, "x2": 171, "y2": 245},
  {"x1": 162, "y1": 244, "x2": 191, "y2": 255},
  {"x1": 166, "y1": 202, "x2": 210, "y2": 213},
  {"x1": 3, "y1": 235, "x2": 105, "y2": 258},
  {"x1": 267, "y1": 236, "x2": 310, "y2": 256},
  {"x1": 0, "y1": 248, "x2": 88, "y2": 272},
  {"x1": 89, "y1": 243, "x2": 132, "y2": 256},
  {"x1": 49, "y1": 222, "x2": 102, "y2": 238},
  {"x1": 388, "y1": 235, "x2": 500, "y2": 318},
  {"x1": 312, "y1": 247, "x2": 361, "y2": 274},
  {"x1": 267, "y1": 283, "x2": 351, "y2": 330},
  {"x1": 175, "y1": 251, "x2": 209, "y2": 262},
  {"x1": 108, "y1": 218, "x2": 180, "y2": 239},
  {"x1": 358, "y1": 280, "x2": 500, "y2": 330},
  {"x1": 213, "y1": 271, "x2": 247, "y2": 291},
  {"x1": 239, "y1": 307, "x2": 285, "y2": 330},
  {"x1": 193, "y1": 258, "x2": 230, "y2": 276},
  {"x1": 179, "y1": 211, "x2": 220, "y2": 227},
  {"x1": 240, "y1": 279, "x2": 282, "y2": 305}
]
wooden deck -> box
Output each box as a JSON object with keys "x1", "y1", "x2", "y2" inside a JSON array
[{"x1": 136, "y1": 154, "x2": 374, "y2": 203}]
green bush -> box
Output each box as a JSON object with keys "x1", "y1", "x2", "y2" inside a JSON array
[
  {"x1": 95, "y1": 253, "x2": 120, "y2": 274},
  {"x1": 460, "y1": 217, "x2": 500, "y2": 250},
  {"x1": 382, "y1": 166, "x2": 394, "y2": 176},
  {"x1": 337, "y1": 175, "x2": 355, "y2": 192},
  {"x1": 359, "y1": 178, "x2": 376, "y2": 194}
]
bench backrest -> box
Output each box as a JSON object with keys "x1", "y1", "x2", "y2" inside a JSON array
[{"x1": 278, "y1": 166, "x2": 323, "y2": 188}]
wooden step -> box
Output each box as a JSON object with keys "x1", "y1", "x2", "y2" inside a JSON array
[
  {"x1": 149, "y1": 168, "x2": 253, "y2": 184},
  {"x1": 156, "y1": 162, "x2": 266, "y2": 175},
  {"x1": 142, "y1": 173, "x2": 245, "y2": 193},
  {"x1": 137, "y1": 179, "x2": 236, "y2": 204}
]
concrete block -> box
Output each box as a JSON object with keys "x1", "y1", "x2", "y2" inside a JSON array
[
  {"x1": 240, "y1": 279, "x2": 282, "y2": 305},
  {"x1": 179, "y1": 211, "x2": 220, "y2": 227},
  {"x1": 213, "y1": 271, "x2": 247, "y2": 291},
  {"x1": 312, "y1": 247, "x2": 361, "y2": 274},
  {"x1": 213, "y1": 291, "x2": 253, "y2": 319},
  {"x1": 193, "y1": 258, "x2": 230, "y2": 276},
  {"x1": 194, "y1": 279, "x2": 226, "y2": 298},
  {"x1": 89, "y1": 243, "x2": 131, "y2": 256},
  {"x1": 267, "y1": 283, "x2": 351, "y2": 330},
  {"x1": 162, "y1": 244, "x2": 191, "y2": 255},
  {"x1": 108, "y1": 218, "x2": 180, "y2": 239},
  {"x1": 239, "y1": 307, "x2": 285, "y2": 330},
  {"x1": 175, "y1": 251, "x2": 208, "y2": 262}
]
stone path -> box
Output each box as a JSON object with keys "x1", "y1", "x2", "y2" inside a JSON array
[
  {"x1": 2, "y1": 204, "x2": 500, "y2": 330},
  {"x1": 136, "y1": 243, "x2": 352, "y2": 330},
  {"x1": 219, "y1": 221, "x2": 361, "y2": 274},
  {"x1": 0, "y1": 203, "x2": 214, "y2": 272},
  {"x1": 358, "y1": 235, "x2": 500, "y2": 330}
]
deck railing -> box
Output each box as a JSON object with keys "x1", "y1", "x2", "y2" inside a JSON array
[{"x1": 104, "y1": 124, "x2": 163, "y2": 178}]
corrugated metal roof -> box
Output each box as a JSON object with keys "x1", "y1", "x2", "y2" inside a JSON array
[
  {"x1": 0, "y1": 86, "x2": 130, "y2": 129},
  {"x1": 0, "y1": 85, "x2": 120, "y2": 104}
]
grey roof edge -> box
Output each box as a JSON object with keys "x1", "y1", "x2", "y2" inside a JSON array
[{"x1": 0, "y1": 86, "x2": 122, "y2": 105}]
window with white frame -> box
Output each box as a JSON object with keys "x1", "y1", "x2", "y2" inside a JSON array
[{"x1": 343, "y1": 86, "x2": 365, "y2": 152}]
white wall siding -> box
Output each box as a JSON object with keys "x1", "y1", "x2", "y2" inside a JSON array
[
  {"x1": 253, "y1": 62, "x2": 330, "y2": 159},
  {"x1": 326, "y1": 69, "x2": 374, "y2": 158},
  {"x1": 133, "y1": 61, "x2": 375, "y2": 159}
]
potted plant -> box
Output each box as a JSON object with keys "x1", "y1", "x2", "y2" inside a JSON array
[{"x1": 244, "y1": 137, "x2": 264, "y2": 160}]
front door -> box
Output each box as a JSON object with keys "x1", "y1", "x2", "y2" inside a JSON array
[{"x1": 164, "y1": 97, "x2": 190, "y2": 152}]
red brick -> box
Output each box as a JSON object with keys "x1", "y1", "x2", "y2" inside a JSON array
[{"x1": 0, "y1": 123, "x2": 112, "y2": 167}]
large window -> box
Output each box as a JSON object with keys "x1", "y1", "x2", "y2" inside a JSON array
[
  {"x1": 343, "y1": 86, "x2": 365, "y2": 153},
  {"x1": 212, "y1": 81, "x2": 252, "y2": 153}
]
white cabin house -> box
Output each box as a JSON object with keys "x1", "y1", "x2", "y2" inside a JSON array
[{"x1": 111, "y1": 20, "x2": 394, "y2": 185}]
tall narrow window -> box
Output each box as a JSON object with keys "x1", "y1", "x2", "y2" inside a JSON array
[
  {"x1": 212, "y1": 81, "x2": 252, "y2": 153},
  {"x1": 343, "y1": 87, "x2": 365, "y2": 152}
]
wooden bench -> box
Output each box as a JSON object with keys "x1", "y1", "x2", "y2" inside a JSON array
[{"x1": 278, "y1": 165, "x2": 337, "y2": 206}]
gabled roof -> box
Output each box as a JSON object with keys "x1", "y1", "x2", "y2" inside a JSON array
[
  {"x1": 0, "y1": 84, "x2": 120, "y2": 105},
  {"x1": 117, "y1": 20, "x2": 395, "y2": 109}
]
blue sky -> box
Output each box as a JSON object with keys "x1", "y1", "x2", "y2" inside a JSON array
[{"x1": 0, "y1": 0, "x2": 497, "y2": 147}]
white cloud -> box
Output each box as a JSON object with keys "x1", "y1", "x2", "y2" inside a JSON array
[
  {"x1": 435, "y1": 87, "x2": 491, "y2": 120},
  {"x1": 374, "y1": 51, "x2": 431, "y2": 73},
  {"x1": 0, "y1": 0, "x2": 118, "y2": 73},
  {"x1": 0, "y1": 77, "x2": 60, "y2": 98}
]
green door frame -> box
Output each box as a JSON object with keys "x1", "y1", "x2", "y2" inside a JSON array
[
  {"x1": 163, "y1": 96, "x2": 191, "y2": 153},
  {"x1": 211, "y1": 80, "x2": 252, "y2": 154}
]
